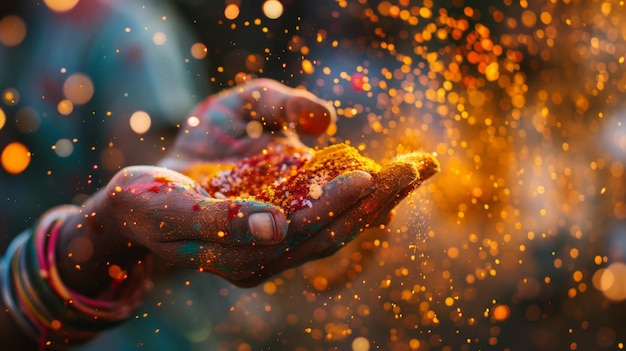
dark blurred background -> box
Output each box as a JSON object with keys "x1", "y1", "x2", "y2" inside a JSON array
[{"x1": 2, "y1": 1, "x2": 626, "y2": 350}]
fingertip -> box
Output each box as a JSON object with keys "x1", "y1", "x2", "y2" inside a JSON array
[
  {"x1": 286, "y1": 95, "x2": 335, "y2": 135},
  {"x1": 248, "y1": 213, "x2": 278, "y2": 243},
  {"x1": 327, "y1": 170, "x2": 375, "y2": 199},
  {"x1": 379, "y1": 162, "x2": 420, "y2": 191},
  {"x1": 241, "y1": 202, "x2": 288, "y2": 245}
]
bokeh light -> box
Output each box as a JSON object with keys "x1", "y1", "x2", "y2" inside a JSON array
[
  {"x1": 62, "y1": 73, "x2": 94, "y2": 105},
  {"x1": 245, "y1": 120, "x2": 263, "y2": 139},
  {"x1": 3, "y1": 1, "x2": 626, "y2": 350},
  {"x1": 351, "y1": 336, "x2": 370, "y2": 351},
  {"x1": 43, "y1": 0, "x2": 80, "y2": 13},
  {"x1": 186, "y1": 115, "x2": 200, "y2": 127},
  {"x1": 2, "y1": 88, "x2": 19, "y2": 105},
  {"x1": 190, "y1": 42, "x2": 208, "y2": 59},
  {"x1": 0, "y1": 15, "x2": 27, "y2": 47},
  {"x1": 593, "y1": 262, "x2": 626, "y2": 302},
  {"x1": 262, "y1": 0, "x2": 284, "y2": 20},
  {"x1": 1, "y1": 142, "x2": 31, "y2": 174},
  {"x1": 57, "y1": 99, "x2": 74, "y2": 115},
  {"x1": 0, "y1": 108, "x2": 5, "y2": 130},
  {"x1": 129, "y1": 110, "x2": 152, "y2": 134},
  {"x1": 183, "y1": 1, "x2": 626, "y2": 350},
  {"x1": 224, "y1": 4, "x2": 240, "y2": 20},
  {"x1": 53, "y1": 138, "x2": 74, "y2": 158},
  {"x1": 152, "y1": 32, "x2": 167, "y2": 46}
]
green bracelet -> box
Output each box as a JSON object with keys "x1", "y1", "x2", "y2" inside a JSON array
[{"x1": 2, "y1": 206, "x2": 153, "y2": 349}]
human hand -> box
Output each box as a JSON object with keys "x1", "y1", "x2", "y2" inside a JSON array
[
  {"x1": 103, "y1": 79, "x2": 436, "y2": 287},
  {"x1": 159, "y1": 78, "x2": 335, "y2": 169}
]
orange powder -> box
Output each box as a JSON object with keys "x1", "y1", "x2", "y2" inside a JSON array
[{"x1": 183, "y1": 143, "x2": 438, "y2": 215}]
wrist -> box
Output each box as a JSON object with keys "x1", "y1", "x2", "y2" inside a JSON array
[
  {"x1": 56, "y1": 190, "x2": 151, "y2": 297},
  {"x1": 1, "y1": 206, "x2": 152, "y2": 349}
]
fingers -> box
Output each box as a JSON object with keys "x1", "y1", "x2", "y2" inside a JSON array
[
  {"x1": 284, "y1": 162, "x2": 422, "y2": 261},
  {"x1": 287, "y1": 170, "x2": 375, "y2": 238},
  {"x1": 235, "y1": 78, "x2": 336, "y2": 135},
  {"x1": 223, "y1": 164, "x2": 421, "y2": 284},
  {"x1": 164, "y1": 79, "x2": 336, "y2": 167},
  {"x1": 203, "y1": 78, "x2": 335, "y2": 139},
  {"x1": 106, "y1": 166, "x2": 288, "y2": 251}
]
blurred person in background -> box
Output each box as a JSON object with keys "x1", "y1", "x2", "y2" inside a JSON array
[{"x1": 8, "y1": 0, "x2": 625, "y2": 351}]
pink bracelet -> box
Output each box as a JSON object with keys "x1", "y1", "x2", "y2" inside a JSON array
[{"x1": 2, "y1": 206, "x2": 153, "y2": 349}]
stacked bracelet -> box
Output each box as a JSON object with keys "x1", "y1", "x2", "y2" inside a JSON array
[{"x1": 1, "y1": 206, "x2": 152, "y2": 349}]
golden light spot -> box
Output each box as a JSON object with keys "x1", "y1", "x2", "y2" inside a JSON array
[
  {"x1": 1, "y1": 142, "x2": 31, "y2": 174},
  {"x1": 520, "y1": 10, "x2": 537, "y2": 27},
  {"x1": 0, "y1": 15, "x2": 27, "y2": 47},
  {"x1": 573, "y1": 270, "x2": 583, "y2": 282},
  {"x1": 405, "y1": 338, "x2": 423, "y2": 351},
  {"x1": 224, "y1": 4, "x2": 240, "y2": 20},
  {"x1": 129, "y1": 111, "x2": 152, "y2": 134},
  {"x1": 447, "y1": 246, "x2": 459, "y2": 259},
  {"x1": 108, "y1": 264, "x2": 126, "y2": 280},
  {"x1": 245, "y1": 120, "x2": 264, "y2": 139},
  {"x1": 593, "y1": 263, "x2": 626, "y2": 301},
  {"x1": 352, "y1": 336, "x2": 370, "y2": 351},
  {"x1": 63, "y1": 73, "x2": 94, "y2": 105},
  {"x1": 0, "y1": 108, "x2": 5, "y2": 130},
  {"x1": 601, "y1": 1, "x2": 612, "y2": 16},
  {"x1": 186, "y1": 116, "x2": 200, "y2": 127},
  {"x1": 263, "y1": 281, "x2": 277, "y2": 294},
  {"x1": 485, "y1": 62, "x2": 499, "y2": 81},
  {"x1": 2, "y1": 88, "x2": 19, "y2": 105},
  {"x1": 245, "y1": 54, "x2": 264, "y2": 71},
  {"x1": 493, "y1": 304, "x2": 510, "y2": 321},
  {"x1": 262, "y1": 0, "x2": 284, "y2": 20},
  {"x1": 57, "y1": 99, "x2": 74, "y2": 115},
  {"x1": 312, "y1": 276, "x2": 328, "y2": 291},
  {"x1": 50, "y1": 319, "x2": 62, "y2": 330},
  {"x1": 302, "y1": 59, "x2": 315, "y2": 74},
  {"x1": 44, "y1": 0, "x2": 80, "y2": 12},
  {"x1": 190, "y1": 42, "x2": 208, "y2": 59}
]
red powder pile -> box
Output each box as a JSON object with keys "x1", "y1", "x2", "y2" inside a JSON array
[
  {"x1": 183, "y1": 144, "x2": 378, "y2": 214},
  {"x1": 183, "y1": 143, "x2": 439, "y2": 215}
]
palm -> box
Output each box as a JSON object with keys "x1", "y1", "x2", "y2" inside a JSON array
[{"x1": 104, "y1": 79, "x2": 433, "y2": 287}]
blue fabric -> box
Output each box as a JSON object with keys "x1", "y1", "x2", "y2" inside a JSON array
[{"x1": 0, "y1": 0, "x2": 207, "y2": 242}]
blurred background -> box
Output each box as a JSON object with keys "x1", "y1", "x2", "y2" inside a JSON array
[{"x1": 1, "y1": 0, "x2": 626, "y2": 350}]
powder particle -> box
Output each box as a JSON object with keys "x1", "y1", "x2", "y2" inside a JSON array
[{"x1": 308, "y1": 183, "x2": 323, "y2": 200}]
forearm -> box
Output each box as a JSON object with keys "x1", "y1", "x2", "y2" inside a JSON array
[{"x1": 0, "y1": 192, "x2": 152, "y2": 349}]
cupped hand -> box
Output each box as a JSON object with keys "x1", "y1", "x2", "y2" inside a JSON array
[
  {"x1": 159, "y1": 78, "x2": 335, "y2": 169},
  {"x1": 103, "y1": 165, "x2": 376, "y2": 285},
  {"x1": 104, "y1": 79, "x2": 433, "y2": 287}
]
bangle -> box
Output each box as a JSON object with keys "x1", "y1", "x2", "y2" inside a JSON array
[
  {"x1": 1, "y1": 230, "x2": 38, "y2": 341},
  {"x1": 1, "y1": 206, "x2": 153, "y2": 349}
]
